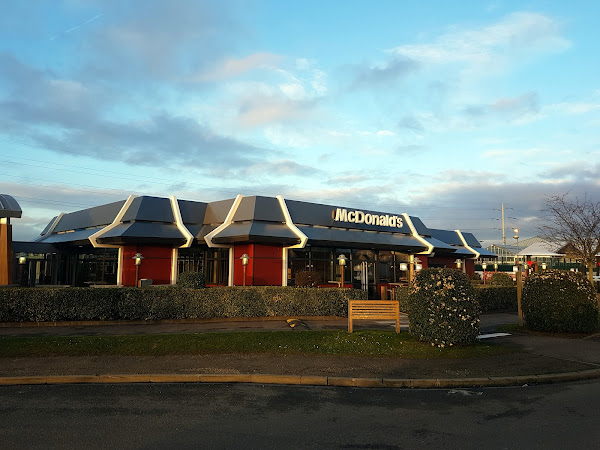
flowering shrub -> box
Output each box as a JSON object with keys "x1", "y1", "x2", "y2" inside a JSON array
[
  {"x1": 489, "y1": 272, "x2": 514, "y2": 286},
  {"x1": 522, "y1": 270, "x2": 599, "y2": 333},
  {"x1": 408, "y1": 268, "x2": 480, "y2": 347}
]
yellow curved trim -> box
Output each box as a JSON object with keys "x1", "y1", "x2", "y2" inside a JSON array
[
  {"x1": 88, "y1": 195, "x2": 137, "y2": 248},
  {"x1": 455, "y1": 230, "x2": 480, "y2": 259},
  {"x1": 402, "y1": 213, "x2": 434, "y2": 255},
  {"x1": 169, "y1": 196, "x2": 194, "y2": 248},
  {"x1": 204, "y1": 194, "x2": 244, "y2": 248}
]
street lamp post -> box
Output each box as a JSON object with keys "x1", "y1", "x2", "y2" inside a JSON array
[
  {"x1": 494, "y1": 262, "x2": 498, "y2": 272},
  {"x1": 240, "y1": 253, "x2": 249, "y2": 286},
  {"x1": 337, "y1": 254, "x2": 347, "y2": 287},
  {"x1": 133, "y1": 252, "x2": 144, "y2": 287},
  {"x1": 18, "y1": 255, "x2": 26, "y2": 287},
  {"x1": 513, "y1": 228, "x2": 523, "y2": 327},
  {"x1": 482, "y1": 262, "x2": 487, "y2": 285},
  {"x1": 455, "y1": 259, "x2": 462, "y2": 271}
]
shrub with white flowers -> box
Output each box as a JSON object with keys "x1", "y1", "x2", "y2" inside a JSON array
[
  {"x1": 522, "y1": 270, "x2": 599, "y2": 333},
  {"x1": 408, "y1": 268, "x2": 480, "y2": 347}
]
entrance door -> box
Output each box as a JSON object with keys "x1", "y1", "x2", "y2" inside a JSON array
[{"x1": 358, "y1": 261, "x2": 377, "y2": 298}]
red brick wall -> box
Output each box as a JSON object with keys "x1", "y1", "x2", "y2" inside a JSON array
[
  {"x1": 121, "y1": 245, "x2": 173, "y2": 286},
  {"x1": 233, "y1": 244, "x2": 282, "y2": 286}
]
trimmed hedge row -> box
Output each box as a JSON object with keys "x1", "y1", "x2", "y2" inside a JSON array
[
  {"x1": 395, "y1": 285, "x2": 517, "y2": 313},
  {"x1": 523, "y1": 270, "x2": 599, "y2": 333},
  {"x1": 0, "y1": 286, "x2": 367, "y2": 323},
  {"x1": 473, "y1": 285, "x2": 517, "y2": 312}
]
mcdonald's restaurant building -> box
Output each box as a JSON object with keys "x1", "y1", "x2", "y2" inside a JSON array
[{"x1": 5, "y1": 194, "x2": 495, "y2": 298}]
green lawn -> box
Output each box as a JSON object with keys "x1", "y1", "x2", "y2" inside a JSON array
[{"x1": 0, "y1": 331, "x2": 518, "y2": 359}]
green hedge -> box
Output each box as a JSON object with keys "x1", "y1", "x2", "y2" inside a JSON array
[
  {"x1": 489, "y1": 272, "x2": 514, "y2": 286},
  {"x1": 474, "y1": 285, "x2": 517, "y2": 312},
  {"x1": 177, "y1": 271, "x2": 206, "y2": 288},
  {"x1": 395, "y1": 286, "x2": 410, "y2": 313},
  {"x1": 522, "y1": 270, "x2": 599, "y2": 333},
  {"x1": 396, "y1": 285, "x2": 516, "y2": 313},
  {"x1": 0, "y1": 286, "x2": 367, "y2": 323}
]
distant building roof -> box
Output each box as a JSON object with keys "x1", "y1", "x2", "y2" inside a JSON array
[{"x1": 517, "y1": 241, "x2": 565, "y2": 257}]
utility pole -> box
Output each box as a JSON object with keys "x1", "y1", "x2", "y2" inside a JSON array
[{"x1": 501, "y1": 203, "x2": 506, "y2": 245}]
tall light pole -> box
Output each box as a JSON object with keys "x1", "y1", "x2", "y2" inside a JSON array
[
  {"x1": 18, "y1": 255, "x2": 27, "y2": 287},
  {"x1": 482, "y1": 262, "x2": 487, "y2": 285},
  {"x1": 513, "y1": 228, "x2": 523, "y2": 327}
]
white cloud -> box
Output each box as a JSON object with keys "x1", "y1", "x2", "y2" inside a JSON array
[
  {"x1": 194, "y1": 53, "x2": 283, "y2": 81},
  {"x1": 546, "y1": 101, "x2": 600, "y2": 115},
  {"x1": 390, "y1": 12, "x2": 570, "y2": 74}
]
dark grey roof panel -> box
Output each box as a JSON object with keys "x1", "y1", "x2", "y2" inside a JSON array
[
  {"x1": 195, "y1": 224, "x2": 219, "y2": 241},
  {"x1": 476, "y1": 247, "x2": 497, "y2": 257},
  {"x1": 233, "y1": 196, "x2": 285, "y2": 223},
  {"x1": 12, "y1": 241, "x2": 59, "y2": 254},
  {"x1": 36, "y1": 227, "x2": 105, "y2": 244},
  {"x1": 178, "y1": 199, "x2": 207, "y2": 225},
  {"x1": 420, "y1": 236, "x2": 456, "y2": 253},
  {"x1": 99, "y1": 222, "x2": 183, "y2": 239},
  {"x1": 408, "y1": 216, "x2": 429, "y2": 235},
  {"x1": 453, "y1": 247, "x2": 475, "y2": 257},
  {"x1": 204, "y1": 198, "x2": 236, "y2": 224},
  {"x1": 212, "y1": 222, "x2": 299, "y2": 245},
  {"x1": 429, "y1": 229, "x2": 463, "y2": 246},
  {"x1": 299, "y1": 226, "x2": 427, "y2": 252},
  {"x1": 0, "y1": 194, "x2": 22, "y2": 218},
  {"x1": 53, "y1": 200, "x2": 126, "y2": 233},
  {"x1": 122, "y1": 196, "x2": 174, "y2": 223},
  {"x1": 40, "y1": 217, "x2": 57, "y2": 236},
  {"x1": 461, "y1": 232, "x2": 481, "y2": 248}
]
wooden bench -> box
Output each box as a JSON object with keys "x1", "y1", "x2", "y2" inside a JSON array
[{"x1": 348, "y1": 300, "x2": 400, "y2": 333}]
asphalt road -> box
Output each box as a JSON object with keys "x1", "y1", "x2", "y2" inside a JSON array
[{"x1": 1, "y1": 379, "x2": 600, "y2": 449}]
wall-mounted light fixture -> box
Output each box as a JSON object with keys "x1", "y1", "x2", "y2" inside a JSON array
[{"x1": 414, "y1": 257, "x2": 422, "y2": 272}]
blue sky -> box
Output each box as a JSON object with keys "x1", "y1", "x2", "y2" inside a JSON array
[{"x1": 1, "y1": 0, "x2": 599, "y2": 245}]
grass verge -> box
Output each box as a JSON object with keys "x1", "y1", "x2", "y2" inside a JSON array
[{"x1": 0, "y1": 331, "x2": 518, "y2": 359}]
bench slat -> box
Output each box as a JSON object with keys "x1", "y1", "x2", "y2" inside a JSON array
[{"x1": 348, "y1": 300, "x2": 400, "y2": 333}]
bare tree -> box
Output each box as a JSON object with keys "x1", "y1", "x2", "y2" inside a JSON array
[{"x1": 538, "y1": 194, "x2": 600, "y2": 284}]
